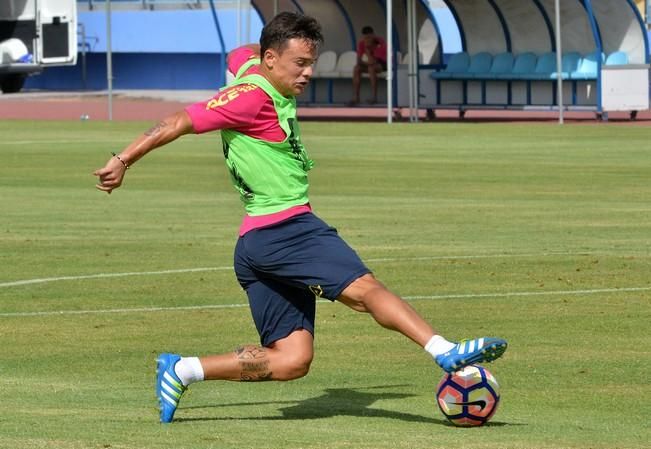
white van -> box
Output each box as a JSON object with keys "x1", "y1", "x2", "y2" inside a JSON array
[{"x1": 0, "y1": 0, "x2": 77, "y2": 93}]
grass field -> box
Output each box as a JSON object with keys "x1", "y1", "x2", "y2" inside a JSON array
[{"x1": 1, "y1": 119, "x2": 650, "y2": 449}]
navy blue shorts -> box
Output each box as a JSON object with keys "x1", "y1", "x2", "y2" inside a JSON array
[{"x1": 234, "y1": 213, "x2": 371, "y2": 346}]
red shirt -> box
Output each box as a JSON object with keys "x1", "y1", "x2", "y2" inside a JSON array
[
  {"x1": 184, "y1": 46, "x2": 312, "y2": 235},
  {"x1": 356, "y1": 36, "x2": 387, "y2": 63},
  {"x1": 185, "y1": 47, "x2": 285, "y2": 142}
]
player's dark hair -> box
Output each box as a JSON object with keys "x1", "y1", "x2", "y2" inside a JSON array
[
  {"x1": 260, "y1": 12, "x2": 324, "y2": 56},
  {"x1": 362, "y1": 26, "x2": 374, "y2": 35}
]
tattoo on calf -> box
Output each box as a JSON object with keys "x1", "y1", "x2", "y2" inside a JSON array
[
  {"x1": 235, "y1": 345, "x2": 273, "y2": 381},
  {"x1": 144, "y1": 121, "x2": 168, "y2": 137}
]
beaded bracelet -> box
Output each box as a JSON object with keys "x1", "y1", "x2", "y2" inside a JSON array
[{"x1": 111, "y1": 152, "x2": 130, "y2": 170}]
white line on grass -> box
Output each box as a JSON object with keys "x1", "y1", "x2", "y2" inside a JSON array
[
  {"x1": 404, "y1": 286, "x2": 651, "y2": 301},
  {"x1": 365, "y1": 251, "x2": 583, "y2": 263},
  {"x1": 0, "y1": 267, "x2": 233, "y2": 288},
  {"x1": 0, "y1": 302, "x2": 249, "y2": 317},
  {"x1": 0, "y1": 251, "x2": 585, "y2": 289},
  {"x1": 1, "y1": 286, "x2": 649, "y2": 318},
  {"x1": 0, "y1": 139, "x2": 125, "y2": 146}
]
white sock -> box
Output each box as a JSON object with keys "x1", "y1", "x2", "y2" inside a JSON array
[
  {"x1": 174, "y1": 357, "x2": 204, "y2": 386},
  {"x1": 424, "y1": 335, "x2": 457, "y2": 357}
]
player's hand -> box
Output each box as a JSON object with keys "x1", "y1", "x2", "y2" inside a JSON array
[{"x1": 93, "y1": 157, "x2": 127, "y2": 194}]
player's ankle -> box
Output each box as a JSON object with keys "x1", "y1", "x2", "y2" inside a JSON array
[
  {"x1": 424, "y1": 335, "x2": 456, "y2": 357},
  {"x1": 174, "y1": 357, "x2": 204, "y2": 386}
]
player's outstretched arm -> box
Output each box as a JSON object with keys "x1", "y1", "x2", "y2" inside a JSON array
[{"x1": 93, "y1": 110, "x2": 194, "y2": 194}]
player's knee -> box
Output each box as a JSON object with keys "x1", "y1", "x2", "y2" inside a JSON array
[
  {"x1": 341, "y1": 274, "x2": 385, "y2": 310},
  {"x1": 288, "y1": 351, "x2": 313, "y2": 379},
  {"x1": 277, "y1": 352, "x2": 313, "y2": 380}
]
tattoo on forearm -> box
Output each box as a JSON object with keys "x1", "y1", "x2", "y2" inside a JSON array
[
  {"x1": 235, "y1": 345, "x2": 273, "y2": 381},
  {"x1": 144, "y1": 121, "x2": 168, "y2": 137}
]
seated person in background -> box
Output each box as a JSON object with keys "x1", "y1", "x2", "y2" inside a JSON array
[{"x1": 349, "y1": 26, "x2": 387, "y2": 106}]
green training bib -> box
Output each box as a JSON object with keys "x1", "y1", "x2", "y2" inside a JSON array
[{"x1": 221, "y1": 64, "x2": 314, "y2": 216}]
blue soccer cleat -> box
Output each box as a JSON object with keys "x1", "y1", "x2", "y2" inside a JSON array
[
  {"x1": 156, "y1": 353, "x2": 186, "y2": 423},
  {"x1": 435, "y1": 337, "x2": 508, "y2": 373}
]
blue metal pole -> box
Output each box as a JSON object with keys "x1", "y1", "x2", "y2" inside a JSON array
[
  {"x1": 208, "y1": 0, "x2": 227, "y2": 87},
  {"x1": 554, "y1": 0, "x2": 563, "y2": 124},
  {"x1": 106, "y1": 0, "x2": 113, "y2": 121}
]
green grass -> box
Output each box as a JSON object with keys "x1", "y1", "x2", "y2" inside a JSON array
[{"x1": 1, "y1": 119, "x2": 650, "y2": 449}]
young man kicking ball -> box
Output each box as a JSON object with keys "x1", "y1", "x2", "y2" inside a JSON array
[{"x1": 93, "y1": 12, "x2": 507, "y2": 424}]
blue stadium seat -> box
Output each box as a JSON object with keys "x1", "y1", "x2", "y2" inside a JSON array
[
  {"x1": 498, "y1": 52, "x2": 537, "y2": 80},
  {"x1": 483, "y1": 52, "x2": 514, "y2": 79},
  {"x1": 524, "y1": 52, "x2": 557, "y2": 80},
  {"x1": 550, "y1": 52, "x2": 581, "y2": 79},
  {"x1": 605, "y1": 51, "x2": 628, "y2": 65},
  {"x1": 430, "y1": 52, "x2": 470, "y2": 80},
  {"x1": 453, "y1": 52, "x2": 492, "y2": 79},
  {"x1": 570, "y1": 51, "x2": 603, "y2": 80}
]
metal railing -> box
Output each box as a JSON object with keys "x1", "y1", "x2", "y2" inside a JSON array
[
  {"x1": 79, "y1": 0, "x2": 238, "y2": 11},
  {"x1": 77, "y1": 22, "x2": 101, "y2": 89}
]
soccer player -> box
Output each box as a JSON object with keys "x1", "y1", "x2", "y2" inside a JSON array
[{"x1": 93, "y1": 12, "x2": 507, "y2": 424}]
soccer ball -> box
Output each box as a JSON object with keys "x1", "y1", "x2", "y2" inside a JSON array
[{"x1": 436, "y1": 365, "x2": 500, "y2": 426}]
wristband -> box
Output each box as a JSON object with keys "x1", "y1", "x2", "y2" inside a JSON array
[{"x1": 111, "y1": 152, "x2": 130, "y2": 169}]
